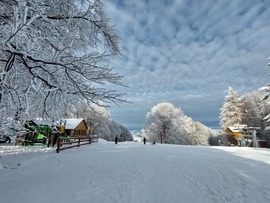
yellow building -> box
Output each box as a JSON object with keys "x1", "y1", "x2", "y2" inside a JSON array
[
  {"x1": 225, "y1": 125, "x2": 251, "y2": 146},
  {"x1": 64, "y1": 118, "x2": 89, "y2": 136}
]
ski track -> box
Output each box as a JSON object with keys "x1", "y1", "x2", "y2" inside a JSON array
[
  {"x1": 1, "y1": 142, "x2": 270, "y2": 203},
  {"x1": 161, "y1": 147, "x2": 270, "y2": 203}
]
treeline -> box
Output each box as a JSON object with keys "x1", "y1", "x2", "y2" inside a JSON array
[
  {"x1": 220, "y1": 86, "x2": 270, "y2": 143},
  {"x1": 67, "y1": 102, "x2": 133, "y2": 142},
  {"x1": 141, "y1": 102, "x2": 219, "y2": 145},
  {"x1": 141, "y1": 85, "x2": 270, "y2": 146}
]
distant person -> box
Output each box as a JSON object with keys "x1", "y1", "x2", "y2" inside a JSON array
[
  {"x1": 143, "y1": 137, "x2": 146, "y2": 144},
  {"x1": 152, "y1": 141, "x2": 155, "y2": 145},
  {"x1": 115, "y1": 136, "x2": 118, "y2": 144}
]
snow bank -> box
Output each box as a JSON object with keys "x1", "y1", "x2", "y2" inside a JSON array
[{"x1": 214, "y1": 146, "x2": 270, "y2": 164}]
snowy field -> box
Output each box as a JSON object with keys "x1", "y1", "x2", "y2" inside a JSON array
[{"x1": 1, "y1": 140, "x2": 270, "y2": 203}]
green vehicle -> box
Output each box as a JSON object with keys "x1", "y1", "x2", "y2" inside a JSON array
[{"x1": 23, "y1": 120, "x2": 51, "y2": 145}]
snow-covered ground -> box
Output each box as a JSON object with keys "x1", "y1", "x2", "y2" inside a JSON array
[{"x1": 1, "y1": 140, "x2": 270, "y2": 203}]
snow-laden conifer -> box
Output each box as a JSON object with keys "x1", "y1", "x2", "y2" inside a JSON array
[{"x1": 220, "y1": 87, "x2": 243, "y2": 130}]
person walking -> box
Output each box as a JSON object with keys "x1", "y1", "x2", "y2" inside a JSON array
[
  {"x1": 115, "y1": 136, "x2": 118, "y2": 144},
  {"x1": 143, "y1": 137, "x2": 146, "y2": 144}
]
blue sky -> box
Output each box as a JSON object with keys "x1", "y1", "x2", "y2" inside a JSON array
[{"x1": 103, "y1": 0, "x2": 270, "y2": 130}]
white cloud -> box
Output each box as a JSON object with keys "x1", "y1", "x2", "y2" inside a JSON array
[{"x1": 104, "y1": 0, "x2": 270, "y2": 129}]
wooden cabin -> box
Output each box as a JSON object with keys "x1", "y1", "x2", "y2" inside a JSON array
[
  {"x1": 64, "y1": 118, "x2": 89, "y2": 136},
  {"x1": 225, "y1": 125, "x2": 253, "y2": 146}
]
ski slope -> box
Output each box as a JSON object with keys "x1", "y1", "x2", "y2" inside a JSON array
[{"x1": 1, "y1": 140, "x2": 270, "y2": 203}]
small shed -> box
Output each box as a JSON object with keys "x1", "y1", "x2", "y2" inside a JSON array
[{"x1": 64, "y1": 118, "x2": 89, "y2": 136}]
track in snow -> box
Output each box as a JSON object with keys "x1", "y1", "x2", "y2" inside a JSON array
[{"x1": 1, "y1": 141, "x2": 270, "y2": 203}]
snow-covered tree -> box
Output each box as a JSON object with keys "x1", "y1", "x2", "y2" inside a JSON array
[
  {"x1": 259, "y1": 57, "x2": 270, "y2": 123},
  {"x1": 190, "y1": 122, "x2": 215, "y2": 146},
  {"x1": 68, "y1": 101, "x2": 133, "y2": 141},
  {"x1": 240, "y1": 90, "x2": 270, "y2": 143},
  {"x1": 142, "y1": 102, "x2": 192, "y2": 145},
  {"x1": 108, "y1": 121, "x2": 133, "y2": 142},
  {"x1": 0, "y1": 0, "x2": 124, "y2": 131},
  {"x1": 208, "y1": 131, "x2": 228, "y2": 146},
  {"x1": 220, "y1": 87, "x2": 243, "y2": 130},
  {"x1": 258, "y1": 56, "x2": 270, "y2": 143},
  {"x1": 241, "y1": 91, "x2": 266, "y2": 128}
]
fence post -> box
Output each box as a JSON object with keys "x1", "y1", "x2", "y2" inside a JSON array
[
  {"x1": 90, "y1": 137, "x2": 92, "y2": 144},
  {"x1": 78, "y1": 137, "x2": 80, "y2": 147},
  {"x1": 56, "y1": 138, "x2": 61, "y2": 153}
]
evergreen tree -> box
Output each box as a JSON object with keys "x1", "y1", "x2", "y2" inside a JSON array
[
  {"x1": 258, "y1": 57, "x2": 270, "y2": 143},
  {"x1": 220, "y1": 87, "x2": 243, "y2": 130},
  {"x1": 241, "y1": 91, "x2": 265, "y2": 128}
]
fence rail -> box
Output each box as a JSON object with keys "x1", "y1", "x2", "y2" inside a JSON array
[{"x1": 56, "y1": 136, "x2": 98, "y2": 153}]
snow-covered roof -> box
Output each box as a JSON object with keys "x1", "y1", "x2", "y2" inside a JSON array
[
  {"x1": 64, "y1": 118, "x2": 86, "y2": 130},
  {"x1": 227, "y1": 125, "x2": 247, "y2": 133},
  {"x1": 227, "y1": 127, "x2": 240, "y2": 133},
  {"x1": 227, "y1": 125, "x2": 258, "y2": 135}
]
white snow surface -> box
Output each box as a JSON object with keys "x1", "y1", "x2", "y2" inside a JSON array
[{"x1": 1, "y1": 140, "x2": 270, "y2": 203}]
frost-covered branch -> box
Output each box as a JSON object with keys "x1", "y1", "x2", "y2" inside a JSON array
[{"x1": 0, "y1": 0, "x2": 125, "y2": 129}]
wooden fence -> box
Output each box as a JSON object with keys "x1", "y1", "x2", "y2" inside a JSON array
[{"x1": 56, "y1": 136, "x2": 98, "y2": 153}]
